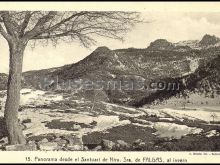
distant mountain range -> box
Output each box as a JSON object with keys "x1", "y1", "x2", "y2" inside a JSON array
[
  {"x1": 148, "y1": 34, "x2": 220, "y2": 51},
  {"x1": 1, "y1": 34, "x2": 220, "y2": 106}
]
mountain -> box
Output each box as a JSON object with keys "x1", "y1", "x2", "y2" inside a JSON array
[
  {"x1": 174, "y1": 34, "x2": 220, "y2": 50},
  {"x1": 0, "y1": 34, "x2": 219, "y2": 106},
  {"x1": 147, "y1": 39, "x2": 192, "y2": 52},
  {"x1": 19, "y1": 47, "x2": 197, "y2": 103},
  {"x1": 199, "y1": 34, "x2": 220, "y2": 46},
  {"x1": 185, "y1": 54, "x2": 220, "y2": 97},
  {"x1": 22, "y1": 44, "x2": 220, "y2": 104},
  {"x1": 147, "y1": 39, "x2": 175, "y2": 50}
]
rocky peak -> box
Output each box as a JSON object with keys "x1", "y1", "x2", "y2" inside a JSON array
[
  {"x1": 199, "y1": 34, "x2": 220, "y2": 46},
  {"x1": 81, "y1": 46, "x2": 119, "y2": 69},
  {"x1": 89, "y1": 46, "x2": 115, "y2": 59},
  {"x1": 92, "y1": 46, "x2": 112, "y2": 54},
  {"x1": 92, "y1": 46, "x2": 126, "y2": 69},
  {"x1": 147, "y1": 39, "x2": 175, "y2": 50}
]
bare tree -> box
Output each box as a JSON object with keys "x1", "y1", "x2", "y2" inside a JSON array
[{"x1": 0, "y1": 11, "x2": 142, "y2": 145}]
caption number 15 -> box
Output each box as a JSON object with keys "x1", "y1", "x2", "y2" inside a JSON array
[{"x1": 25, "y1": 157, "x2": 32, "y2": 162}]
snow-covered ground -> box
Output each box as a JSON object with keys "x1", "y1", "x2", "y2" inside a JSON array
[
  {"x1": 161, "y1": 108, "x2": 220, "y2": 122},
  {"x1": 20, "y1": 89, "x2": 63, "y2": 106},
  {"x1": 0, "y1": 88, "x2": 220, "y2": 140},
  {"x1": 19, "y1": 108, "x2": 130, "y2": 136},
  {"x1": 0, "y1": 89, "x2": 63, "y2": 109},
  {"x1": 164, "y1": 92, "x2": 220, "y2": 107}
]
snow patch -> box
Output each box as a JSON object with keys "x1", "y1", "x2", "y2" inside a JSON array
[
  {"x1": 104, "y1": 102, "x2": 145, "y2": 117},
  {"x1": 20, "y1": 89, "x2": 32, "y2": 94},
  {"x1": 132, "y1": 123, "x2": 154, "y2": 128},
  {"x1": 20, "y1": 89, "x2": 63, "y2": 106},
  {"x1": 104, "y1": 102, "x2": 138, "y2": 112},
  {"x1": 186, "y1": 57, "x2": 199, "y2": 73},
  {"x1": 159, "y1": 117, "x2": 175, "y2": 121},
  {"x1": 114, "y1": 53, "x2": 126, "y2": 70},
  {"x1": 205, "y1": 130, "x2": 220, "y2": 138},
  {"x1": 153, "y1": 122, "x2": 203, "y2": 139}
]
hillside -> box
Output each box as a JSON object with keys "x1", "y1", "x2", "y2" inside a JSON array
[
  {"x1": 0, "y1": 34, "x2": 220, "y2": 106},
  {"x1": 132, "y1": 55, "x2": 220, "y2": 107},
  {"x1": 0, "y1": 35, "x2": 220, "y2": 151},
  {"x1": 19, "y1": 48, "x2": 198, "y2": 104}
]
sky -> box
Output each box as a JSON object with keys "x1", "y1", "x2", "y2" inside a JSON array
[{"x1": 1, "y1": 12, "x2": 220, "y2": 73}]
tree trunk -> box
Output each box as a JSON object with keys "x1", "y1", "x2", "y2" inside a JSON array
[{"x1": 4, "y1": 41, "x2": 26, "y2": 145}]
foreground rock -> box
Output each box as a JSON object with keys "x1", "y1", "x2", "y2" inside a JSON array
[
  {"x1": 92, "y1": 145, "x2": 102, "y2": 151},
  {"x1": 40, "y1": 138, "x2": 49, "y2": 143},
  {"x1": 101, "y1": 139, "x2": 116, "y2": 151},
  {"x1": 38, "y1": 142, "x2": 59, "y2": 151},
  {"x1": 115, "y1": 140, "x2": 130, "y2": 150},
  {"x1": 132, "y1": 139, "x2": 146, "y2": 150},
  {"x1": 0, "y1": 137, "x2": 8, "y2": 146},
  {"x1": 65, "y1": 135, "x2": 83, "y2": 151},
  {"x1": 54, "y1": 138, "x2": 67, "y2": 147}
]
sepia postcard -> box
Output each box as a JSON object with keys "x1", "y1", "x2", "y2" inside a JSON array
[{"x1": 0, "y1": 1, "x2": 220, "y2": 164}]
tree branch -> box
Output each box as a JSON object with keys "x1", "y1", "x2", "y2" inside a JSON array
[
  {"x1": 31, "y1": 30, "x2": 78, "y2": 39},
  {"x1": 22, "y1": 11, "x2": 142, "y2": 48},
  {"x1": 0, "y1": 24, "x2": 12, "y2": 42},
  {"x1": 1, "y1": 11, "x2": 18, "y2": 37},
  {"x1": 19, "y1": 11, "x2": 32, "y2": 37},
  {"x1": 24, "y1": 11, "x2": 57, "y2": 39},
  {"x1": 44, "y1": 11, "x2": 89, "y2": 33}
]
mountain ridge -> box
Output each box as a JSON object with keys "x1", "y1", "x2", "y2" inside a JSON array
[
  {"x1": 149, "y1": 34, "x2": 220, "y2": 51},
  {"x1": 0, "y1": 34, "x2": 219, "y2": 107}
]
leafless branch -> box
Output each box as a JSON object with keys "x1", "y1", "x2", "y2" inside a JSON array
[
  {"x1": 19, "y1": 11, "x2": 32, "y2": 37},
  {"x1": 0, "y1": 24, "x2": 12, "y2": 41},
  {"x1": 24, "y1": 11, "x2": 57, "y2": 39},
  {"x1": 0, "y1": 11, "x2": 143, "y2": 47},
  {"x1": 1, "y1": 11, "x2": 19, "y2": 38}
]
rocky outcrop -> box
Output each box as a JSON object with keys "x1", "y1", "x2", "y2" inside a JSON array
[
  {"x1": 147, "y1": 39, "x2": 175, "y2": 50},
  {"x1": 199, "y1": 34, "x2": 220, "y2": 46},
  {"x1": 0, "y1": 134, "x2": 84, "y2": 151},
  {"x1": 38, "y1": 142, "x2": 59, "y2": 151},
  {"x1": 66, "y1": 135, "x2": 83, "y2": 151},
  {"x1": 101, "y1": 139, "x2": 116, "y2": 150}
]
